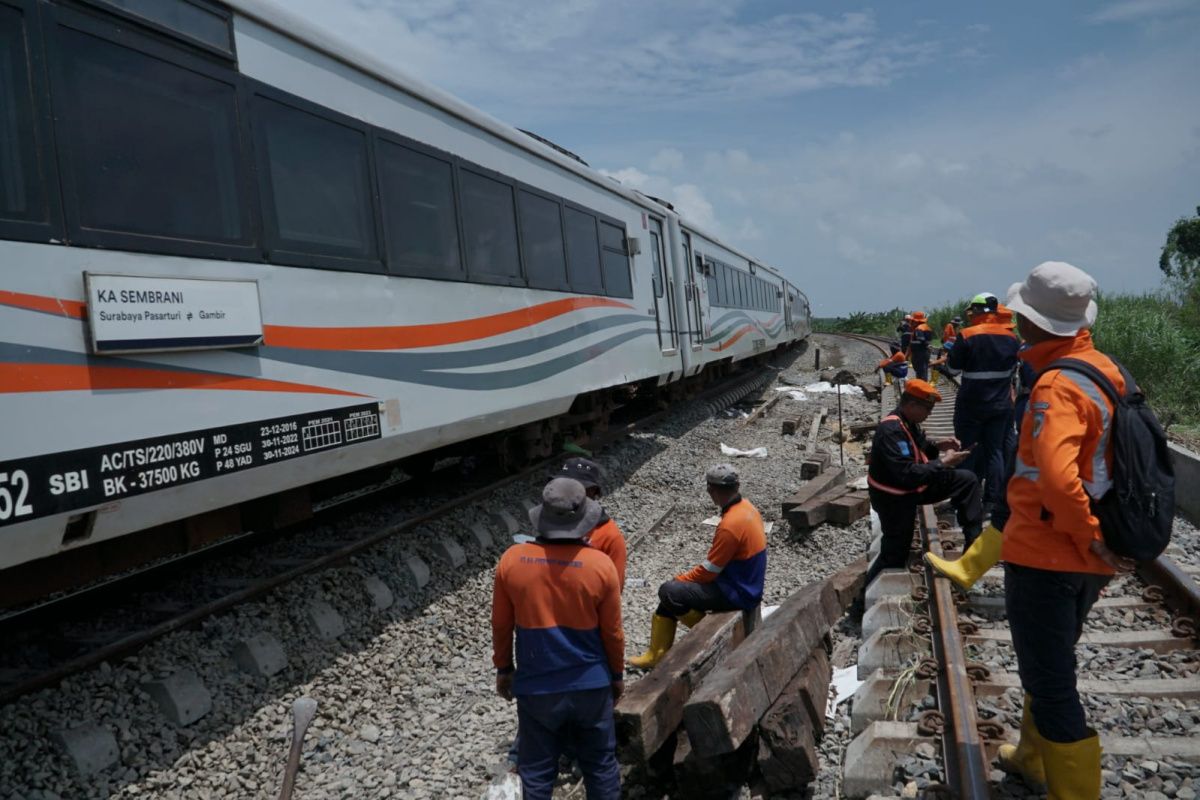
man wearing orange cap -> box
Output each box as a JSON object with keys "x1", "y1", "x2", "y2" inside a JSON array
[
  {"x1": 865, "y1": 379, "x2": 982, "y2": 586},
  {"x1": 907, "y1": 311, "x2": 934, "y2": 380}
]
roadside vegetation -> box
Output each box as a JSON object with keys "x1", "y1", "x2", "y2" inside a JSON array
[{"x1": 814, "y1": 206, "x2": 1200, "y2": 440}]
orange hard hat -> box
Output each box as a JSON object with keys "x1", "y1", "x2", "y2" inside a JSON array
[
  {"x1": 902, "y1": 379, "x2": 942, "y2": 404},
  {"x1": 911, "y1": 311, "x2": 927, "y2": 322}
]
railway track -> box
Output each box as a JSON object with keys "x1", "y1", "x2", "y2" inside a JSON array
[
  {"x1": 0, "y1": 362, "x2": 781, "y2": 708},
  {"x1": 828, "y1": 332, "x2": 1200, "y2": 798}
]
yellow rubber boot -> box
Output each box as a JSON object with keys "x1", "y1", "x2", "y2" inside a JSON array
[
  {"x1": 885, "y1": 373, "x2": 893, "y2": 385},
  {"x1": 924, "y1": 525, "x2": 1003, "y2": 591},
  {"x1": 627, "y1": 614, "x2": 677, "y2": 670},
  {"x1": 997, "y1": 696, "x2": 1046, "y2": 788},
  {"x1": 1041, "y1": 730, "x2": 1101, "y2": 800},
  {"x1": 679, "y1": 610, "x2": 705, "y2": 628}
]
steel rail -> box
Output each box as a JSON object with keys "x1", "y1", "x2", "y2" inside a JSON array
[
  {"x1": 1138, "y1": 554, "x2": 1200, "y2": 637},
  {"x1": 918, "y1": 505, "x2": 991, "y2": 799},
  {"x1": 0, "y1": 363, "x2": 780, "y2": 707}
]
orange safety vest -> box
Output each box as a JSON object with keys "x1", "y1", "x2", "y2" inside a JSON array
[{"x1": 867, "y1": 415, "x2": 928, "y2": 495}]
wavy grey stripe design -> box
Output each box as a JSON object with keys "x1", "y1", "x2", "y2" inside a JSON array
[{"x1": 0, "y1": 341, "x2": 228, "y2": 375}]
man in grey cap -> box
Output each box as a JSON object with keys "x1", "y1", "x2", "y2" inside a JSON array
[
  {"x1": 492, "y1": 477, "x2": 624, "y2": 799},
  {"x1": 629, "y1": 464, "x2": 767, "y2": 669}
]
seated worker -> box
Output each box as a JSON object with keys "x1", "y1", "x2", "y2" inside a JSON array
[
  {"x1": 878, "y1": 351, "x2": 909, "y2": 386},
  {"x1": 628, "y1": 464, "x2": 766, "y2": 670},
  {"x1": 865, "y1": 379, "x2": 983, "y2": 587},
  {"x1": 560, "y1": 457, "x2": 627, "y2": 589}
]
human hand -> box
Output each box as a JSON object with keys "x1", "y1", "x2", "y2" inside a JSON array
[
  {"x1": 612, "y1": 680, "x2": 625, "y2": 702},
  {"x1": 496, "y1": 673, "x2": 514, "y2": 701},
  {"x1": 941, "y1": 449, "x2": 970, "y2": 468},
  {"x1": 936, "y1": 437, "x2": 962, "y2": 452},
  {"x1": 1090, "y1": 540, "x2": 1136, "y2": 574}
]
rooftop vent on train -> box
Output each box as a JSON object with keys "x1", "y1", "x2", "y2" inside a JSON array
[
  {"x1": 517, "y1": 129, "x2": 589, "y2": 166},
  {"x1": 641, "y1": 194, "x2": 675, "y2": 211}
]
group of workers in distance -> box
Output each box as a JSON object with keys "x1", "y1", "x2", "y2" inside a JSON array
[
  {"x1": 491, "y1": 260, "x2": 1139, "y2": 800},
  {"x1": 869, "y1": 260, "x2": 1142, "y2": 799},
  {"x1": 491, "y1": 459, "x2": 764, "y2": 799}
]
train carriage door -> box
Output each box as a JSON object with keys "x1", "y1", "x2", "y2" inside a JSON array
[
  {"x1": 783, "y1": 284, "x2": 793, "y2": 330},
  {"x1": 681, "y1": 231, "x2": 702, "y2": 350},
  {"x1": 649, "y1": 219, "x2": 678, "y2": 352}
]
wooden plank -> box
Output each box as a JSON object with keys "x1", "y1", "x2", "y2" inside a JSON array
[
  {"x1": 781, "y1": 416, "x2": 802, "y2": 435},
  {"x1": 800, "y1": 451, "x2": 831, "y2": 480},
  {"x1": 683, "y1": 581, "x2": 836, "y2": 758},
  {"x1": 805, "y1": 409, "x2": 828, "y2": 454},
  {"x1": 849, "y1": 421, "x2": 878, "y2": 437},
  {"x1": 787, "y1": 486, "x2": 851, "y2": 530},
  {"x1": 780, "y1": 468, "x2": 846, "y2": 515},
  {"x1": 744, "y1": 393, "x2": 783, "y2": 426},
  {"x1": 828, "y1": 557, "x2": 869, "y2": 612},
  {"x1": 756, "y1": 649, "x2": 832, "y2": 792},
  {"x1": 673, "y1": 729, "x2": 759, "y2": 800},
  {"x1": 615, "y1": 611, "x2": 747, "y2": 763},
  {"x1": 827, "y1": 492, "x2": 870, "y2": 525}
]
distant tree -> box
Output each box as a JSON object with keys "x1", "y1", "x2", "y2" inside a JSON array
[{"x1": 1159, "y1": 205, "x2": 1200, "y2": 284}]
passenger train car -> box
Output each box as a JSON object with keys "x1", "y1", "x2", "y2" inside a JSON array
[{"x1": 0, "y1": 0, "x2": 810, "y2": 589}]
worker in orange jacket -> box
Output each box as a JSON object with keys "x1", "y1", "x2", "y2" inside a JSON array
[
  {"x1": 629, "y1": 464, "x2": 766, "y2": 669},
  {"x1": 906, "y1": 311, "x2": 934, "y2": 380},
  {"x1": 560, "y1": 457, "x2": 627, "y2": 588},
  {"x1": 492, "y1": 478, "x2": 624, "y2": 799},
  {"x1": 993, "y1": 261, "x2": 1135, "y2": 799}
]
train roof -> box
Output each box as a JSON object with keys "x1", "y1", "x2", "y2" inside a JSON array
[{"x1": 224, "y1": 0, "x2": 781, "y2": 280}]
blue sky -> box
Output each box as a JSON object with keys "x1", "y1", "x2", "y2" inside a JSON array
[{"x1": 290, "y1": 0, "x2": 1200, "y2": 314}]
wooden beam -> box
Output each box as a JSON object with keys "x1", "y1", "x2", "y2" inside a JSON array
[
  {"x1": 615, "y1": 610, "x2": 748, "y2": 764},
  {"x1": 756, "y1": 648, "x2": 832, "y2": 792},
  {"x1": 683, "y1": 581, "x2": 836, "y2": 758},
  {"x1": 780, "y1": 468, "x2": 846, "y2": 515},
  {"x1": 787, "y1": 486, "x2": 852, "y2": 530},
  {"x1": 800, "y1": 451, "x2": 831, "y2": 480},
  {"x1": 805, "y1": 409, "x2": 828, "y2": 454},
  {"x1": 826, "y1": 491, "x2": 870, "y2": 525},
  {"x1": 828, "y1": 557, "x2": 869, "y2": 610}
]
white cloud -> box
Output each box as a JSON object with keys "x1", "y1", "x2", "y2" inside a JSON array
[
  {"x1": 1088, "y1": 0, "x2": 1195, "y2": 23},
  {"x1": 648, "y1": 147, "x2": 685, "y2": 173},
  {"x1": 671, "y1": 184, "x2": 718, "y2": 231}
]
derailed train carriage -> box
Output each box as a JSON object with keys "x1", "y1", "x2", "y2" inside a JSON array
[{"x1": 0, "y1": 0, "x2": 810, "y2": 595}]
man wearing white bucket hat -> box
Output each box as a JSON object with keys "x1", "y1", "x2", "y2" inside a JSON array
[{"x1": 986, "y1": 261, "x2": 1134, "y2": 799}]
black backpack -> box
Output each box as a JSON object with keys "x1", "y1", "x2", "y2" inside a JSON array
[{"x1": 1040, "y1": 358, "x2": 1175, "y2": 561}]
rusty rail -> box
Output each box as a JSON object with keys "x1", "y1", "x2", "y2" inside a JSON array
[
  {"x1": 1139, "y1": 554, "x2": 1200, "y2": 639},
  {"x1": 918, "y1": 505, "x2": 991, "y2": 799}
]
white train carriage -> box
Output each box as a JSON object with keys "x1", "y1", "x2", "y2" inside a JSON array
[{"x1": 0, "y1": 0, "x2": 808, "y2": 579}]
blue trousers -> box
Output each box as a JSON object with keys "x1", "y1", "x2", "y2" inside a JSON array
[
  {"x1": 1005, "y1": 563, "x2": 1109, "y2": 742},
  {"x1": 910, "y1": 347, "x2": 930, "y2": 380},
  {"x1": 517, "y1": 687, "x2": 620, "y2": 800},
  {"x1": 954, "y1": 405, "x2": 1012, "y2": 506}
]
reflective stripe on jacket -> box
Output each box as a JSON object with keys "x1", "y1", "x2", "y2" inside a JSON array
[
  {"x1": 867, "y1": 411, "x2": 942, "y2": 495},
  {"x1": 1001, "y1": 331, "x2": 1122, "y2": 575},
  {"x1": 909, "y1": 323, "x2": 933, "y2": 353},
  {"x1": 492, "y1": 540, "x2": 624, "y2": 694},
  {"x1": 947, "y1": 317, "x2": 1019, "y2": 412},
  {"x1": 677, "y1": 497, "x2": 766, "y2": 609}
]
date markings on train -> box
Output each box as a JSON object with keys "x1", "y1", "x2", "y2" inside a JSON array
[{"x1": 0, "y1": 403, "x2": 382, "y2": 527}]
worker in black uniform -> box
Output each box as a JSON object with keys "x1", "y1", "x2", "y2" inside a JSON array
[{"x1": 865, "y1": 379, "x2": 983, "y2": 587}]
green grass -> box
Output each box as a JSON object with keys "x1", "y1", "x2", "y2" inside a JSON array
[{"x1": 819, "y1": 289, "x2": 1200, "y2": 429}]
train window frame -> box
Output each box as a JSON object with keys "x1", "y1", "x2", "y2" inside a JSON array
[
  {"x1": 0, "y1": 0, "x2": 63, "y2": 243},
  {"x1": 598, "y1": 219, "x2": 633, "y2": 299},
  {"x1": 250, "y1": 81, "x2": 385, "y2": 273},
  {"x1": 46, "y1": 4, "x2": 260, "y2": 261},
  {"x1": 78, "y1": 0, "x2": 235, "y2": 61},
  {"x1": 458, "y1": 163, "x2": 526, "y2": 288},
  {"x1": 374, "y1": 130, "x2": 467, "y2": 282},
  {"x1": 563, "y1": 201, "x2": 612, "y2": 296},
  {"x1": 516, "y1": 185, "x2": 570, "y2": 292}
]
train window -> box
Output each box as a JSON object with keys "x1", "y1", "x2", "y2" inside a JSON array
[
  {"x1": 718, "y1": 264, "x2": 730, "y2": 307},
  {"x1": 256, "y1": 95, "x2": 377, "y2": 262},
  {"x1": 737, "y1": 272, "x2": 747, "y2": 308},
  {"x1": 52, "y1": 17, "x2": 253, "y2": 252},
  {"x1": 0, "y1": 4, "x2": 41, "y2": 224},
  {"x1": 518, "y1": 189, "x2": 568, "y2": 290},
  {"x1": 94, "y1": 0, "x2": 233, "y2": 57},
  {"x1": 705, "y1": 260, "x2": 718, "y2": 301},
  {"x1": 563, "y1": 207, "x2": 603, "y2": 294},
  {"x1": 649, "y1": 230, "x2": 663, "y2": 297},
  {"x1": 599, "y1": 221, "x2": 632, "y2": 298},
  {"x1": 461, "y1": 168, "x2": 522, "y2": 283},
  {"x1": 377, "y1": 138, "x2": 462, "y2": 277}
]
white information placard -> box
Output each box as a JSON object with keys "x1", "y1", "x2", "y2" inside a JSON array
[{"x1": 85, "y1": 273, "x2": 264, "y2": 354}]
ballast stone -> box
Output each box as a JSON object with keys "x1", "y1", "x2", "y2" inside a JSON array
[
  {"x1": 307, "y1": 599, "x2": 346, "y2": 641},
  {"x1": 363, "y1": 574, "x2": 394, "y2": 611},
  {"x1": 53, "y1": 723, "x2": 119, "y2": 777},
  {"x1": 232, "y1": 632, "x2": 288, "y2": 678},
  {"x1": 143, "y1": 669, "x2": 212, "y2": 726},
  {"x1": 432, "y1": 537, "x2": 466, "y2": 568},
  {"x1": 404, "y1": 555, "x2": 431, "y2": 589}
]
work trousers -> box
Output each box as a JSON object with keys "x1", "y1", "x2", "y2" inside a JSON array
[
  {"x1": 954, "y1": 405, "x2": 1013, "y2": 507},
  {"x1": 656, "y1": 579, "x2": 739, "y2": 618},
  {"x1": 866, "y1": 468, "x2": 982, "y2": 587},
  {"x1": 910, "y1": 348, "x2": 930, "y2": 380},
  {"x1": 517, "y1": 687, "x2": 620, "y2": 800},
  {"x1": 1005, "y1": 563, "x2": 1110, "y2": 743}
]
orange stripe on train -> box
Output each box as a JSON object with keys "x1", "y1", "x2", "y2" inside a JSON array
[
  {"x1": 0, "y1": 363, "x2": 364, "y2": 397},
  {"x1": 263, "y1": 296, "x2": 633, "y2": 351},
  {"x1": 709, "y1": 324, "x2": 756, "y2": 352},
  {"x1": 0, "y1": 290, "x2": 87, "y2": 319}
]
